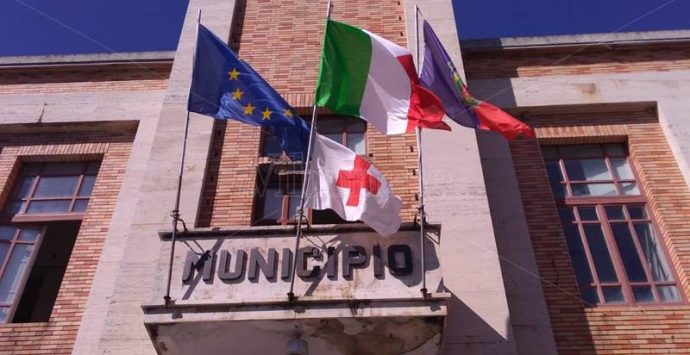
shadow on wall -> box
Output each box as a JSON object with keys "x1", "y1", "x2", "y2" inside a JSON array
[
  {"x1": 472, "y1": 77, "x2": 595, "y2": 353},
  {"x1": 196, "y1": 120, "x2": 227, "y2": 227},
  {"x1": 445, "y1": 293, "x2": 513, "y2": 354},
  {"x1": 477, "y1": 126, "x2": 561, "y2": 355},
  {"x1": 505, "y1": 136, "x2": 597, "y2": 355}
]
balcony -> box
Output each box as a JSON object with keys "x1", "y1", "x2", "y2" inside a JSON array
[{"x1": 142, "y1": 223, "x2": 447, "y2": 354}]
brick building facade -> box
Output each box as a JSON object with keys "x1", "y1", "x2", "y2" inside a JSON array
[
  {"x1": 468, "y1": 33, "x2": 690, "y2": 354},
  {"x1": 1, "y1": 0, "x2": 689, "y2": 354}
]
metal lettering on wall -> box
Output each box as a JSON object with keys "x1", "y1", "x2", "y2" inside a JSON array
[{"x1": 181, "y1": 244, "x2": 414, "y2": 284}]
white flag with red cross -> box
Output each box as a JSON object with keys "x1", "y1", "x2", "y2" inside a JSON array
[{"x1": 305, "y1": 133, "x2": 402, "y2": 236}]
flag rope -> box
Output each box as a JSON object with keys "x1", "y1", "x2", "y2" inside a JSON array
[
  {"x1": 415, "y1": 4, "x2": 429, "y2": 299},
  {"x1": 287, "y1": 0, "x2": 334, "y2": 302},
  {"x1": 164, "y1": 9, "x2": 202, "y2": 306}
]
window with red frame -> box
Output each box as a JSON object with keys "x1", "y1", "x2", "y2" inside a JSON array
[
  {"x1": 0, "y1": 161, "x2": 99, "y2": 323},
  {"x1": 262, "y1": 116, "x2": 367, "y2": 158},
  {"x1": 254, "y1": 165, "x2": 303, "y2": 225},
  {"x1": 542, "y1": 143, "x2": 682, "y2": 306},
  {"x1": 318, "y1": 117, "x2": 366, "y2": 155},
  {"x1": 253, "y1": 162, "x2": 350, "y2": 226},
  {"x1": 2, "y1": 161, "x2": 100, "y2": 221}
]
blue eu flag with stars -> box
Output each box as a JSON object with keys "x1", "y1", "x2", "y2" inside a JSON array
[{"x1": 188, "y1": 24, "x2": 310, "y2": 160}]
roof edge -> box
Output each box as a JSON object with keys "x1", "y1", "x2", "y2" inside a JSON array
[
  {"x1": 0, "y1": 51, "x2": 176, "y2": 67},
  {"x1": 460, "y1": 30, "x2": 690, "y2": 52}
]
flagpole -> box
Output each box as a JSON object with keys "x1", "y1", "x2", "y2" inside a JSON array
[
  {"x1": 164, "y1": 9, "x2": 202, "y2": 306},
  {"x1": 287, "y1": 0, "x2": 333, "y2": 302},
  {"x1": 415, "y1": 4, "x2": 429, "y2": 299}
]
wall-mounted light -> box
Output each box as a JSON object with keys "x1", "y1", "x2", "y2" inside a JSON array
[{"x1": 286, "y1": 333, "x2": 308, "y2": 355}]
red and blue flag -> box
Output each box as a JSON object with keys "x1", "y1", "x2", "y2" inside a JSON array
[{"x1": 419, "y1": 21, "x2": 534, "y2": 140}]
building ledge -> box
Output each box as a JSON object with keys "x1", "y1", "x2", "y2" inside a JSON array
[
  {"x1": 0, "y1": 51, "x2": 175, "y2": 68},
  {"x1": 0, "y1": 121, "x2": 140, "y2": 135},
  {"x1": 461, "y1": 30, "x2": 690, "y2": 52},
  {"x1": 158, "y1": 222, "x2": 441, "y2": 240},
  {"x1": 146, "y1": 221, "x2": 446, "y2": 353},
  {"x1": 143, "y1": 293, "x2": 451, "y2": 314}
]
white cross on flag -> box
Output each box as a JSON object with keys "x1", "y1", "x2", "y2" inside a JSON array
[{"x1": 306, "y1": 133, "x2": 402, "y2": 236}]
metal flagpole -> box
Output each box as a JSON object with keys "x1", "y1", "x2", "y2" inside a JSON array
[
  {"x1": 415, "y1": 4, "x2": 429, "y2": 299},
  {"x1": 287, "y1": 0, "x2": 333, "y2": 302},
  {"x1": 164, "y1": 9, "x2": 202, "y2": 306}
]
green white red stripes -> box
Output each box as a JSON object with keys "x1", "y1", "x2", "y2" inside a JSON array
[{"x1": 315, "y1": 20, "x2": 447, "y2": 135}]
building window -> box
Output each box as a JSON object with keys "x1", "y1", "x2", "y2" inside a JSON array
[
  {"x1": 254, "y1": 165, "x2": 302, "y2": 225},
  {"x1": 0, "y1": 225, "x2": 44, "y2": 322},
  {"x1": 253, "y1": 162, "x2": 351, "y2": 226},
  {"x1": 262, "y1": 116, "x2": 367, "y2": 158},
  {"x1": 318, "y1": 117, "x2": 366, "y2": 154},
  {"x1": 2, "y1": 161, "x2": 100, "y2": 222},
  {"x1": 543, "y1": 144, "x2": 682, "y2": 306},
  {"x1": 0, "y1": 161, "x2": 99, "y2": 323}
]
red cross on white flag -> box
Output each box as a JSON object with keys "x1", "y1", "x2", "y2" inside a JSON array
[
  {"x1": 306, "y1": 133, "x2": 402, "y2": 236},
  {"x1": 335, "y1": 156, "x2": 381, "y2": 206}
]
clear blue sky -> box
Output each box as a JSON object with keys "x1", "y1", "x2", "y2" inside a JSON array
[
  {"x1": 0, "y1": 0, "x2": 187, "y2": 56},
  {"x1": 454, "y1": 0, "x2": 690, "y2": 40},
  {"x1": 0, "y1": 0, "x2": 689, "y2": 56}
]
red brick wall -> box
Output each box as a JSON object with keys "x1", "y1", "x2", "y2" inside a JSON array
[
  {"x1": 198, "y1": 0, "x2": 420, "y2": 226},
  {"x1": 463, "y1": 44, "x2": 690, "y2": 80},
  {"x1": 510, "y1": 112, "x2": 690, "y2": 354},
  {"x1": 0, "y1": 129, "x2": 134, "y2": 354},
  {"x1": 0, "y1": 63, "x2": 170, "y2": 94}
]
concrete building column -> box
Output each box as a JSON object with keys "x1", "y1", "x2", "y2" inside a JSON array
[
  {"x1": 72, "y1": 0, "x2": 236, "y2": 353},
  {"x1": 403, "y1": 1, "x2": 518, "y2": 353}
]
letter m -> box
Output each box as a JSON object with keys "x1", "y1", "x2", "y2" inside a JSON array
[{"x1": 182, "y1": 250, "x2": 214, "y2": 283}]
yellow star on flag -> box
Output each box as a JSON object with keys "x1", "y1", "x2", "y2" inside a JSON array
[
  {"x1": 243, "y1": 103, "x2": 255, "y2": 115},
  {"x1": 452, "y1": 71, "x2": 461, "y2": 82},
  {"x1": 231, "y1": 88, "x2": 243, "y2": 100},
  {"x1": 262, "y1": 107, "x2": 272, "y2": 120},
  {"x1": 283, "y1": 109, "x2": 293, "y2": 118},
  {"x1": 228, "y1": 68, "x2": 240, "y2": 80}
]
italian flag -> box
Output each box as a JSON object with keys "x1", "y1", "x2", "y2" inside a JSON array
[{"x1": 315, "y1": 20, "x2": 449, "y2": 135}]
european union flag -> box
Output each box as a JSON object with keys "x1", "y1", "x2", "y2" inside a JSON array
[{"x1": 188, "y1": 24, "x2": 310, "y2": 159}]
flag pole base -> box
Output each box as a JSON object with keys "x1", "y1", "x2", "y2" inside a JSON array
[
  {"x1": 420, "y1": 288, "x2": 429, "y2": 299},
  {"x1": 164, "y1": 296, "x2": 175, "y2": 307},
  {"x1": 287, "y1": 292, "x2": 297, "y2": 303}
]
